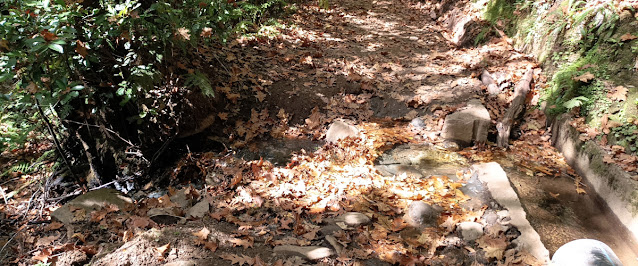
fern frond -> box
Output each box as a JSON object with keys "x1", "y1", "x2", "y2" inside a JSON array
[{"x1": 185, "y1": 71, "x2": 214, "y2": 98}]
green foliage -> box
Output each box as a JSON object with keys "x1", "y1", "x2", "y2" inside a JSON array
[
  {"x1": 543, "y1": 51, "x2": 609, "y2": 116},
  {"x1": 562, "y1": 96, "x2": 589, "y2": 110},
  {"x1": 0, "y1": 0, "x2": 287, "y2": 150},
  {"x1": 185, "y1": 71, "x2": 214, "y2": 98},
  {"x1": 611, "y1": 124, "x2": 638, "y2": 152}
]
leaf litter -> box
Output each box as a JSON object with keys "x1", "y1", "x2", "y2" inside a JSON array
[{"x1": 5, "y1": 0, "x2": 638, "y2": 265}]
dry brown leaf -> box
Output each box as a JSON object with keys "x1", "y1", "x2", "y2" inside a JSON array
[
  {"x1": 177, "y1": 28, "x2": 190, "y2": 40},
  {"x1": 201, "y1": 27, "x2": 213, "y2": 38},
  {"x1": 204, "y1": 241, "x2": 218, "y2": 252},
  {"x1": 155, "y1": 243, "x2": 170, "y2": 258},
  {"x1": 193, "y1": 227, "x2": 210, "y2": 241},
  {"x1": 255, "y1": 91, "x2": 267, "y2": 102},
  {"x1": 572, "y1": 72, "x2": 594, "y2": 82},
  {"x1": 130, "y1": 216, "x2": 152, "y2": 229},
  {"x1": 218, "y1": 112, "x2": 229, "y2": 120},
  {"x1": 576, "y1": 187, "x2": 587, "y2": 194},
  {"x1": 36, "y1": 234, "x2": 58, "y2": 247},
  {"x1": 608, "y1": 86, "x2": 628, "y2": 101},
  {"x1": 75, "y1": 40, "x2": 88, "y2": 58},
  {"x1": 229, "y1": 237, "x2": 253, "y2": 249},
  {"x1": 40, "y1": 30, "x2": 58, "y2": 41},
  {"x1": 620, "y1": 33, "x2": 638, "y2": 42},
  {"x1": 44, "y1": 222, "x2": 64, "y2": 231},
  {"x1": 219, "y1": 253, "x2": 254, "y2": 265},
  {"x1": 72, "y1": 232, "x2": 86, "y2": 243}
]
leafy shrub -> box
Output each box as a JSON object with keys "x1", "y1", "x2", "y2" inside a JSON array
[{"x1": 0, "y1": 0, "x2": 287, "y2": 183}]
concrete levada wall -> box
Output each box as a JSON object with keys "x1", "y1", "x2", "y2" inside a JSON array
[{"x1": 551, "y1": 114, "x2": 638, "y2": 239}]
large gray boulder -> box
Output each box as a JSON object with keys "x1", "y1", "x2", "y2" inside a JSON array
[
  {"x1": 551, "y1": 239, "x2": 622, "y2": 266},
  {"x1": 442, "y1": 99, "x2": 490, "y2": 147}
]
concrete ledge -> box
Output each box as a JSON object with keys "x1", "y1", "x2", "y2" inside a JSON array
[
  {"x1": 551, "y1": 114, "x2": 638, "y2": 236},
  {"x1": 472, "y1": 162, "x2": 550, "y2": 264}
]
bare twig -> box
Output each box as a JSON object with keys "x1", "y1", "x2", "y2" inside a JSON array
[
  {"x1": 0, "y1": 185, "x2": 7, "y2": 205},
  {"x1": 35, "y1": 98, "x2": 78, "y2": 181},
  {"x1": 63, "y1": 119, "x2": 136, "y2": 147}
]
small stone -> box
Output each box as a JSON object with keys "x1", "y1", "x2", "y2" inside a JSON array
[
  {"x1": 56, "y1": 249, "x2": 88, "y2": 266},
  {"x1": 482, "y1": 210, "x2": 498, "y2": 226},
  {"x1": 186, "y1": 200, "x2": 209, "y2": 219},
  {"x1": 405, "y1": 201, "x2": 440, "y2": 227},
  {"x1": 273, "y1": 245, "x2": 335, "y2": 260},
  {"x1": 410, "y1": 117, "x2": 426, "y2": 128},
  {"x1": 457, "y1": 222, "x2": 484, "y2": 241},
  {"x1": 320, "y1": 224, "x2": 343, "y2": 236},
  {"x1": 551, "y1": 239, "x2": 622, "y2": 266},
  {"x1": 335, "y1": 212, "x2": 371, "y2": 226},
  {"x1": 148, "y1": 208, "x2": 186, "y2": 225},
  {"x1": 170, "y1": 189, "x2": 194, "y2": 209},
  {"x1": 325, "y1": 120, "x2": 360, "y2": 143}
]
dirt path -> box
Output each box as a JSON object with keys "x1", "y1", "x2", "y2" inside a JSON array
[{"x1": 11, "y1": 0, "x2": 638, "y2": 265}]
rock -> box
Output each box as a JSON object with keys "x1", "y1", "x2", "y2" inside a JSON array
[
  {"x1": 51, "y1": 189, "x2": 133, "y2": 225},
  {"x1": 325, "y1": 120, "x2": 360, "y2": 143},
  {"x1": 441, "y1": 7, "x2": 484, "y2": 47},
  {"x1": 436, "y1": 140, "x2": 460, "y2": 152},
  {"x1": 320, "y1": 224, "x2": 343, "y2": 236},
  {"x1": 186, "y1": 200, "x2": 209, "y2": 219},
  {"x1": 482, "y1": 210, "x2": 498, "y2": 226},
  {"x1": 170, "y1": 189, "x2": 194, "y2": 209},
  {"x1": 147, "y1": 208, "x2": 186, "y2": 225},
  {"x1": 410, "y1": 117, "x2": 426, "y2": 128},
  {"x1": 442, "y1": 99, "x2": 490, "y2": 147},
  {"x1": 334, "y1": 212, "x2": 371, "y2": 226},
  {"x1": 374, "y1": 164, "x2": 423, "y2": 178},
  {"x1": 551, "y1": 239, "x2": 622, "y2": 266},
  {"x1": 56, "y1": 249, "x2": 88, "y2": 266},
  {"x1": 457, "y1": 222, "x2": 484, "y2": 241},
  {"x1": 273, "y1": 245, "x2": 334, "y2": 260},
  {"x1": 164, "y1": 260, "x2": 197, "y2": 266},
  {"x1": 405, "y1": 201, "x2": 440, "y2": 227},
  {"x1": 472, "y1": 163, "x2": 550, "y2": 263}
]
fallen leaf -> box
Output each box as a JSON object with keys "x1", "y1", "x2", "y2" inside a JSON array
[
  {"x1": 36, "y1": 235, "x2": 58, "y2": 247},
  {"x1": 204, "y1": 241, "x2": 218, "y2": 252},
  {"x1": 608, "y1": 86, "x2": 628, "y2": 101},
  {"x1": 44, "y1": 222, "x2": 64, "y2": 231},
  {"x1": 220, "y1": 253, "x2": 254, "y2": 265},
  {"x1": 255, "y1": 91, "x2": 267, "y2": 102},
  {"x1": 72, "y1": 232, "x2": 86, "y2": 243},
  {"x1": 620, "y1": 33, "x2": 637, "y2": 42},
  {"x1": 193, "y1": 227, "x2": 210, "y2": 242},
  {"x1": 229, "y1": 237, "x2": 253, "y2": 249},
  {"x1": 576, "y1": 187, "x2": 587, "y2": 194},
  {"x1": 218, "y1": 112, "x2": 229, "y2": 120},
  {"x1": 572, "y1": 72, "x2": 594, "y2": 82},
  {"x1": 155, "y1": 243, "x2": 170, "y2": 258}
]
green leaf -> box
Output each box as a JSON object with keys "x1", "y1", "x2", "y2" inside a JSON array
[
  {"x1": 48, "y1": 43, "x2": 64, "y2": 53},
  {"x1": 562, "y1": 96, "x2": 589, "y2": 110}
]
